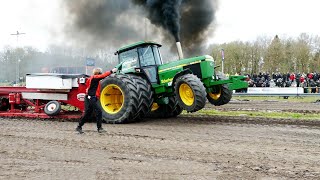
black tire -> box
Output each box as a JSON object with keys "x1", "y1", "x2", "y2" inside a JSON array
[
  {"x1": 99, "y1": 74, "x2": 152, "y2": 123},
  {"x1": 207, "y1": 84, "x2": 232, "y2": 106},
  {"x1": 130, "y1": 75, "x2": 153, "y2": 120},
  {"x1": 146, "y1": 96, "x2": 183, "y2": 118},
  {"x1": 44, "y1": 101, "x2": 61, "y2": 116},
  {"x1": 171, "y1": 102, "x2": 183, "y2": 117},
  {"x1": 174, "y1": 74, "x2": 206, "y2": 112}
]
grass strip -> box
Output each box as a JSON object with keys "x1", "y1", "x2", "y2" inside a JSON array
[
  {"x1": 183, "y1": 109, "x2": 320, "y2": 120},
  {"x1": 232, "y1": 96, "x2": 320, "y2": 103}
]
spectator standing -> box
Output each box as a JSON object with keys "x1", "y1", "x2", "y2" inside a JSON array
[
  {"x1": 310, "y1": 79, "x2": 317, "y2": 93},
  {"x1": 313, "y1": 72, "x2": 319, "y2": 81},
  {"x1": 290, "y1": 73, "x2": 295, "y2": 82},
  {"x1": 308, "y1": 73, "x2": 313, "y2": 80},
  {"x1": 296, "y1": 73, "x2": 301, "y2": 87}
]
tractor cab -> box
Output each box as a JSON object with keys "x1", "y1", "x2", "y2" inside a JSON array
[{"x1": 115, "y1": 41, "x2": 163, "y2": 84}]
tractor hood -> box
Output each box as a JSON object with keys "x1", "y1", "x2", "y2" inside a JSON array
[{"x1": 158, "y1": 55, "x2": 214, "y2": 73}]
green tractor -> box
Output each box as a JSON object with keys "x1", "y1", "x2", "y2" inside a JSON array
[{"x1": 99, "y1": 41, "x2": 247, "y2": 123}]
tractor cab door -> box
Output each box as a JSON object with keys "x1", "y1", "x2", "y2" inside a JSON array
[{"x1": 138, "y1": 45, "x2": 162, "y2": 84}]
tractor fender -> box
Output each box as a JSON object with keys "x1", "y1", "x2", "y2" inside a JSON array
[{"x1": 172, "y1": 69, "x2": 193, "y2": 90}]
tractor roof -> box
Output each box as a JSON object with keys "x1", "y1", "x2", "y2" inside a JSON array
[{"x1": 115, "y1": 41, "x2": 162, "y2": 55}]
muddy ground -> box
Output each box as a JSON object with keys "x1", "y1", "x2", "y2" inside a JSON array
[{"x1": 1, "y1": 100, "x2": 320, "y2": 179}]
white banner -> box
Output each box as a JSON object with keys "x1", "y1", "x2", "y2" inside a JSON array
[{"x1": 246, "y1": 87, "x2": 304, "y2": 94}]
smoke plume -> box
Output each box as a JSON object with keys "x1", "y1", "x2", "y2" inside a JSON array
[
  {"x1": 133, "y1": 0, "x2": 183, "y2": 42},
  {"x1": 63, "y1": 0, "x2": 217, "y2": 56},
  {"x1": 62, "y1": 0, "x2": 143, "y2": 50}
]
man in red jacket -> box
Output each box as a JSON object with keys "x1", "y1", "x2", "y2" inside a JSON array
[{"x1": 76, "y1": 67, "x2": 117, "y2": 134}]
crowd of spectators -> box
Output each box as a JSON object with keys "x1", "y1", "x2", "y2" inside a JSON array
[{"x1": 244, "y1": 72, "x2": 320, "y2": 93}]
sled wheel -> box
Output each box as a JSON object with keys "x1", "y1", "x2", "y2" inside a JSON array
[{"x1": 44, "y1": 101, "x2": 61, "y2": 116}]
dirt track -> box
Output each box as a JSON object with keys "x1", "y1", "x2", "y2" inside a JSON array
[{"x1": 1, "y1": 100, "x2": 320, "y2": 179}]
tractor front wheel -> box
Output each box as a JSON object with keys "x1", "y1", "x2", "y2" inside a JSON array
[
  {"x1": 207, "y1": 84, "x2": 232, "y2": 106},
  {"x1": 174, "y1": 74, "x2": 206, "y2": 112}
]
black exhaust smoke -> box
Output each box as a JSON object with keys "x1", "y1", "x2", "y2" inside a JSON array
[
  {"x1": 63, "y1": 0, "x2": 217, "y2": 56},
  {"x1": 133, "y1": 0, "x2": 182, "y2": 42}
]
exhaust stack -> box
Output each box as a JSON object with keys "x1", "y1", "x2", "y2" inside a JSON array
[{"x1": 176, "y1": 42, "x2": 184, "y2": 60}]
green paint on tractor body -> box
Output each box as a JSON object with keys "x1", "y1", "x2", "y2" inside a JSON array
[
  {"x1": 99, "y1": 41, "x2": 248, "y2": 123},
  {"x1": 114, "y1": 41, "x2": 247, "y2": 104}
]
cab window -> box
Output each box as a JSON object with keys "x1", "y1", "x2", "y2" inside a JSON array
[
  {"x1": 138, "y1": 45, "x2": 162, "y2": 66},
  {"x1": 118, "y1": 48, "x2": 139, "y2": 69}
]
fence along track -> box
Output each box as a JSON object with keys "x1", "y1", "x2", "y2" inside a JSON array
[{"x1": 234, "y1": 87, "x2": 320, "y2": 97}]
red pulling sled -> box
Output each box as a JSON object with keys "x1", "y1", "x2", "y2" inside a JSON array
[{"x1": 0, "y1": 73, "x2": 88, "y2": 119}]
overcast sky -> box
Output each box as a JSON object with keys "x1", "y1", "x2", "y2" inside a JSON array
[
  {"x1": 212, "y1": 0, "x2": 320, "y2": 43},
  {"x1": 0, "y1": 0, "x2": 319, "y2": 51},
  {"x1": 0, "y1": 0, "x2": 64, "y2": 51}
]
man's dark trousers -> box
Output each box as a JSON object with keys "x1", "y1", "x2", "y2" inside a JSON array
[{"x1": 78, "y1": 96, "x2": 102, "y2": 129}]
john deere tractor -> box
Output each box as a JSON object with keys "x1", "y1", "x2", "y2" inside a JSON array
[{"x1": 99, "y1": 41, "x2": 247, "y2": 123}]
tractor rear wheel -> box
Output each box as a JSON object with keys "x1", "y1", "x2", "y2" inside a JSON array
[
  {"x1": 130, "y1": 75, "x2": 153, "y2": 119},
  {"x1": 99, "y1": 74, "x2": 152, "y2": 123},
  {"x1": 207, "y1": 84, "x2": 232, "y2": 106},
  {"x1": 174, "y1": 74, "x2": 206, "y2": 112},
  {"x1": 147, "y1": 96, "x2": 182, "y2": 118}
]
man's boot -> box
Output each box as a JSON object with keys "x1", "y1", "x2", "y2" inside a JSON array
[
  {"x1": 97, "y1": 127, "x2": 106, "y2": 133},
  {"x1": 76, "y1": 126, "x2": 84, "y2": 134}
]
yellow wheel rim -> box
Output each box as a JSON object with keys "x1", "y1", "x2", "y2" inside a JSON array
[
  {"x1": 100, "y1": 84, "x2": 124, "y2": 114},
  {"x1": 208, "y1": 87, "x2": 221, "y2": 100},
  {"x1": 179, "y1": 83, "x2": 194, "y2": 106},
  {"x1": 151, "y1": 103, "x2": 160, "y2": 111}
]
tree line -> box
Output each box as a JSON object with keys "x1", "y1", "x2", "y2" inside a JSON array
[{"x1": 210, "y1": 33, "x2": 320, "y2": 75}]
